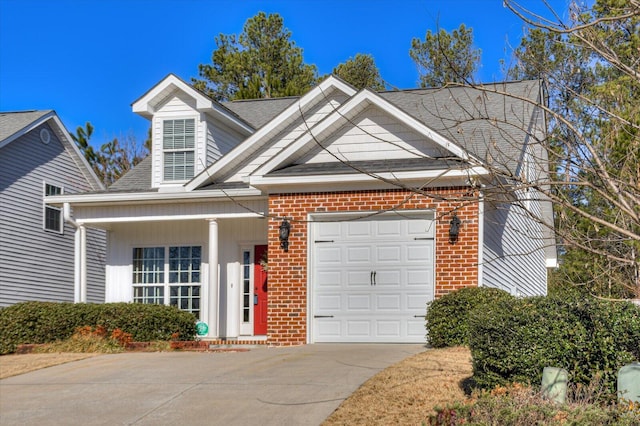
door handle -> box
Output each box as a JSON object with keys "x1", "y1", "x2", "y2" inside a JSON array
[
  {"x1": 373, "y1": 271, "x2": 377, "y2": 286},
  {"x1": 370, "y1": 271, "x2": 373, "y2": 286}
]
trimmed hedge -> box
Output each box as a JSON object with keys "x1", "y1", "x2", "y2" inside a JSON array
[
  {"x1": 0, "y1": 302, "x2": 197, "y2": 354},
  {"x1": 426, "y1": 287, "x2": 513, "y2": 347},
  {"x1": 468, "y1": 295, "x2": 640, "y2": 395}
]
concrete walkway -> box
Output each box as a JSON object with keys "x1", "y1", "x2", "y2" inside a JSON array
[{"x1": 0, "y1": 344, "x2": 425, "y2": 425}]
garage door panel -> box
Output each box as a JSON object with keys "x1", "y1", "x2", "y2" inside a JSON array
[
  {"x1": 316, "y1": 270, "x2": 342, "y2": 287},
  {"x1": 347, "y1": 321, "x2": 371, "y2": 336},
  {"x1": 312, "y1": 216, "x2": 434, "y2": 343},
  {"x1": 317, "y1": 222, "x2": 341, "y2": 239},
  {"x1": 316, "y1": 294, "x2": 342, "y2": 310},
  {"x1": 377, "y1": 220, "x2": 402, "y2": 237},
  {"x1": 347, "y1": 246, "x2": 372, "y2": 262},
  {"x1": 375, "y1": 269, "x2": 401, "y2": 287},
  {"x1": 376, "y1": 294, "x2": 401, "y2": 310},
  {"x1": 346, "y1": 222, "x2": 372, "y2": 238},
  {"x1": 377, "y1": 320, "x2": 401, "y2": 336},
  {"x1": 408, "y1": 220, "x2": 434, "y2": 237},
  {"x1": 407, "y1": 243, "x2": 433, "y2": 261},
  {"x1": 377, "y1": 245, "x2": 402, "y2": 262},
  {"x1": 407, "y1": 319, "x2": 427, "y2": 338},
  {"x1": 406, "y1": 293, "x2": 430, "y2": 310},
  {"x1": 316, "y1": 320, "x2": 341, "y2": 339},
  {"x1": 406, "y1": 269, "x2": 432, "y2": 286},
  {"x1": 347, "y1": 294, "x2": 371, "y2": 310},
  {"x1": 316, "y1": 246, "x2": 342, "y2": 263}
]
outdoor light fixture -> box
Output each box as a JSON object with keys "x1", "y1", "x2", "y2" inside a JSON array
[
  {"x1": 449, "y1": 214, "x2": 461, "y2": 244},
  {"x1": 279, "y1": 218, "x2": 291, "y2": 252}
]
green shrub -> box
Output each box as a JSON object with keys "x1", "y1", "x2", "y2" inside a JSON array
[
  {"x1": 0, "y1": 302, "x2": 197, "y2": 354},
  {"x1": 426, "y1": 286, "x2": 513, "y2": 347},
  {"x1": 468, "y1": 294, "x2": 640, "y2": 395}
]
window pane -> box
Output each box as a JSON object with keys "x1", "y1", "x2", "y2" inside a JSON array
[
  {"x1": 169, "y1": 285, "x2": 200, "y2": 320},
  {"x1": 132, "y1": 247, "x2": 164, "y2": 284},
  {"x1": 163, "y1": 119, "x2": 195, "y2": 181},
  {"x1": 168, "y1": 246, "x2": 201, "y2": 283}
]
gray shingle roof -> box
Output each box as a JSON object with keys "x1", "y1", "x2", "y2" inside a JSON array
[
  {"x1": 378, "y1": 81, "x2": 542, "y2": 176},
  {"x1": 107, "y1": 155, "x2": 154, "y2": 191},
  {"x1": 0, "y1": 110, "x2": 53, "y2": 142},
  {"x1": 109, "y1": 80, "x2": 542, "y2": 192},
  {"x1": 222, "y1": 97, "x2": 299, "y2": 129}
]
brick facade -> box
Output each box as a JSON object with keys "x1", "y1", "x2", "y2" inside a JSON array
[{"x1": 267, "y1": 187, "x2": 479, "y2": 345}]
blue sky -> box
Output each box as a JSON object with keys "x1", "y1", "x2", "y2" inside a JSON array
[{"x1": 0, "y1": 0, "x2": 569, "y2": 148}]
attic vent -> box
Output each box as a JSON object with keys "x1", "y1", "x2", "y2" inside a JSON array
[{"x1": 40, "y1": 128, "x2": 51, "y2": 144}]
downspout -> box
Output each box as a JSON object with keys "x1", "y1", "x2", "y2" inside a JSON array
[{"x1": 64, "y1": 203, "x2": 87, "y2": 303}]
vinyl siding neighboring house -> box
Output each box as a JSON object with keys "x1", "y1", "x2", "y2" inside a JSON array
[{"x1": 0, "y1": 110, "x2": 106, "y2": 307}]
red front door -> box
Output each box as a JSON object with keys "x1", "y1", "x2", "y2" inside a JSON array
[{"x1": 254, "y1": 245, "x2": 268, "y2": 335}]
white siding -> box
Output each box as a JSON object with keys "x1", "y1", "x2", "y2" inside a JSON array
[
  {"x1": 205, "y1": 115, "x2": 246, "y2": 165},
  {"x1": 150, "y1": 92, "x2": 201, "y2": 188},
  {"x1": 482, "y1": 192, "x2": 547, "y2": 296},
  {"x1": 0, "y1": 121, "x2": 105, "y2": 306},
  {"x1": 73, "y1": 199, "x2": 268, "y2": 223},
  {"x1": 300, "y1": 105, "x2": 446, "y2": 163},
  {"x1": 223, "y1": 92, "x2": 349, "y2": 182}
]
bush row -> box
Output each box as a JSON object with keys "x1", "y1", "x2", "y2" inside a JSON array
[
  {"x1": 0, "y1": 302, "x2": 197, "y2": 354},
  {"x1": 468, "y1": 295, "x2": 640, "y2": 394},
  {"x1": 426, "y1": 287, "x2": 640, "y2": 396}
]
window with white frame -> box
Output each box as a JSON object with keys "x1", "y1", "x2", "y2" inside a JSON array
[
  {"x1": 43, "y1": 183, "x2": 63, "y2": 233},
  {"x1": 163, "y1": 119, "x2": 195, "y2": 181},
  {"x1": 132, "y1": 245, "x2": 202, "y2": 319}
]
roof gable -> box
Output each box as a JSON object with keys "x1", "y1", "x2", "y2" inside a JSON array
[
  {"x1": 185, "y1": 76, "x2": 358, "y2": 191},
  {"x1": 250, "y1": 88, "x2": 474, "y2": 180},
  {"x1": 132, "y1": 74, "x2": 254, "y2": 135},
  {"x1": 0, "y1": 110, "x2": 104, "y2": 191}
]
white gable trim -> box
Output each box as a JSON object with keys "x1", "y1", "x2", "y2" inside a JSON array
[
  {"x1": 248, "y1": 166, "x2": 490, "y2": 193},
  {"x1": 184, "y1": 76, "x2": 357, "y2": 191},
  {"x1": 132, "y1": 74, "x2": 254, "y2": 135},
  {"x1": 251, "y1": 89, "x2": 477, "y2": 180},
  {"x1": 46, "y1": 187, "x2": 264, "y2": 206}
]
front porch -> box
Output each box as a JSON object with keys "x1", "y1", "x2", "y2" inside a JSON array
[{"x1": 68, "y1": 198, "x2": 269, "y2": 341}]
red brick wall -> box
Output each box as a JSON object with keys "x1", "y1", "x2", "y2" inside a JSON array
[{"x1": 267, "y1": 187, "x2": 479, "y2": 345}]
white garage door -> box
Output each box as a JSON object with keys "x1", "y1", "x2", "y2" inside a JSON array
[{"x1": 311, "y1": 213, "x2": 435, "y2": 343}]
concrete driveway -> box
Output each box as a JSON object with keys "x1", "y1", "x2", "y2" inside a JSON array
[{"x1": 0, "y1": 344, "x2": 425, "y2": 425}]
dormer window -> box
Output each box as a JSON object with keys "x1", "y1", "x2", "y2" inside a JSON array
[{"x1": 163, "y1": 119, "x2": 195, "y2": 181}]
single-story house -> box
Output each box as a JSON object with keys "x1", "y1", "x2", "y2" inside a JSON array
[
  {"x1": 48, "y1": 75, "x2": 556, "y2": 344},
  {"x1": 0, "y1": 110, "x2": 105, "y2": 307}
]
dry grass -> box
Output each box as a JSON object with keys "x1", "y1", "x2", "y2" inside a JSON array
[
  {"x1": 323, "y1": 346, "x2": 472, "y2": 426},
  {"x1": 0, "y1": 353, "x2": 97, "y2": 379}
]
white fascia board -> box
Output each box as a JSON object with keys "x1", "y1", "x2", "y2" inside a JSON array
[
  {"x1": 77, "y1": 211, "x2": 264, "y2": 225},
  {"x1": 184, "y1": 76, "x2": 358, "y2": 192},
  {"x1": 249, "y1": 166, "x2": 490, "y2": 190},
  {"x1": 252, "y1": 89, "x2": 475, "y2": 178},
  {"x1": 46, "y1": 187, "x2": 264, "y2": 206},
  {"x1": 132, "y1": 74, "x2": 253, "y2": 134}
]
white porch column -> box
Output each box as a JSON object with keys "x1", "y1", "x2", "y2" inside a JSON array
[
  {"x1": 208, "y1": 219, "x2": 219, "y2": 338},
  {"x1": 74, "y1": 224, "x2": 87, "y2": 303}
]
